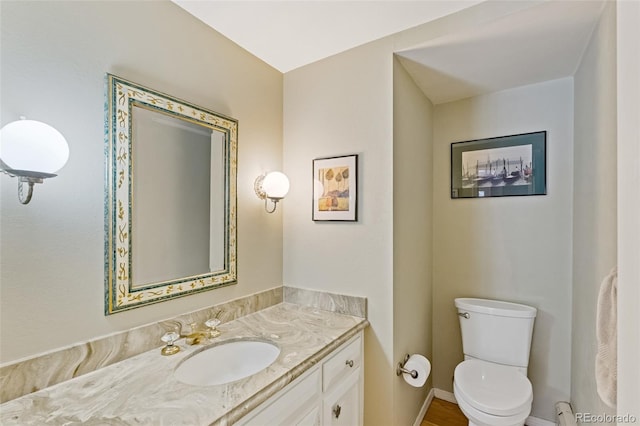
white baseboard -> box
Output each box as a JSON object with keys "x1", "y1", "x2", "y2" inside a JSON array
[
  {"x1": 431, "y1": 388, "x2": 556, "y2": 426},
  {"x1": 413, "y1": 388, "x2": 435, "y2": 426},
  {"x1": 434, "y1": 388, "x2": 457, "y2": 404},
  {"x1": 525, "y1": 416, "x2": 556, "y2": 426}
]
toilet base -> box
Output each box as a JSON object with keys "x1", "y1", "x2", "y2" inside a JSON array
[
  {"x1": 467, "y1": 421, "x2": 525, "y2": 426},
  {"x1": 467, "y1": 422, "x2": 524, "y2": 426}
]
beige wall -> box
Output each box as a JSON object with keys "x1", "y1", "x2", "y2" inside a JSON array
[
  {"x1": 0, "y1": 1, "x2": 283, "y2": 363},
  {"x1": 392, "y1": 57, "x2": 434, "y2": 425},
  {"x1": 432, "y1": 78, "x2": 574, "y2": 422},
  {"x1": 283, "y1": 37, "x2": 396, "y2": 426},
  {"x1": 282, "y1": 3, "x2": 563, "y2": 424},
  {"x1": 5, "y1": 0, "x2": 636, "y2": 421},
  {"x1": 572, "y1": 2, "x2": 618, "y2": 422}
]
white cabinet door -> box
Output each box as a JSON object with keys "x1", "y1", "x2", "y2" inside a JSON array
[
  {"x1": 240, "y1": 368, "x2": 321, "y2": 426},
  {"x1": 292, "y1": 405, "x2": 321, "y2": 426},
  {"x1": 322, "y1": 369, "x2": 361, "y2": 426}
]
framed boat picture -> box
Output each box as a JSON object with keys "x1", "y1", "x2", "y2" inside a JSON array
[
  {"x1": 451, "y1": 131, "x2": 546, "y2": 199},
  {"x1": 313, "y1": 154, "x2": 358, "y2": 221}
]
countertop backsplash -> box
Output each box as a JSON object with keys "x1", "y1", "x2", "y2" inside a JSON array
[{"x1": 283, "y1": 286, "x2": 367, "y2": 318}]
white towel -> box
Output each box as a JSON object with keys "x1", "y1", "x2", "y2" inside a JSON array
[{"x1": 595, "y1": 267, "x2": 617, "y2": 408}]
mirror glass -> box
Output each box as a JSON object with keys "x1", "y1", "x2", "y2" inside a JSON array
[{"x1": 105, "y1": 74, "x2": 237, "y2": 314}]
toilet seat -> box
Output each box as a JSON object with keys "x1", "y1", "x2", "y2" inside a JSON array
[
  {"x1": 454, "y1": 384, "x2": 530, "y2": 426},
  {"x1": 454, "y1": 359, "x2": 532, "y2": 417}
]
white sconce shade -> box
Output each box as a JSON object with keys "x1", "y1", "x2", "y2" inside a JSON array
[
  {"x1": 262, "y1": 171, "x2": 290, "y2": 200},
  {"x1": 0, "y1": 118, "x2": 70, "y2": 204},
  {"x1": 254, "y1": 171, "x2": 289, "y2": 213},
  {"x1": 0, "y1": 119, "x2": 69, "y2": 174}
]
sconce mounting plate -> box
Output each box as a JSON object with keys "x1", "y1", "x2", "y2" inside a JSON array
[{"x1": 254, "y1": 174, "x2": 267, "y2": 200}]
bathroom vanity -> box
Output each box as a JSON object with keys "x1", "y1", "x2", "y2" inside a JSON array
[
  {"x1": 238, "y1": 333, "x2": 363, "y2": 426},
  {"x1": 0, "y1": 302, "x2": 367, "y2": 425}
]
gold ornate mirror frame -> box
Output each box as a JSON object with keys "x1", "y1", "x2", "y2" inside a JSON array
[{"x1": 104, "y1": 74, "x2": 237, "y2": 315}]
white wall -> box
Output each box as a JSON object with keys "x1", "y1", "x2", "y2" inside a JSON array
[
  {"x1": 0, "y1": 1, "x2": 283, "y2": 363},
  {"x1": 283, "y1": 37, "x2": 396, "y2": 426},
  {"x1": 572, "y1": 1, "x2": 618, "y2": 421},
  {"x1": 392, "y1": 57, "x2": 434, "y2": 425},
  {"x1": 616, "y1": 0, "x2": 640, "y2": 420},
  {"x1": 432, "y1": 78, "x2": 574, "y2": 422}
]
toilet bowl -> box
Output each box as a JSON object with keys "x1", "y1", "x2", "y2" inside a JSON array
[{"x1": 453, "y1": 359, "x2": 532, "y2": 426}]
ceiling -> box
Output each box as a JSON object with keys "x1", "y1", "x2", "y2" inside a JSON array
[
  {"x1": 396, "y1": 0, "x2": 606, "y2": 104},
  {"x1": 173, "y1": 0, "x2": 605, "y2": 104},
  {"x1": 172, "y1": 0, "x2": 484, "y2": 73}
]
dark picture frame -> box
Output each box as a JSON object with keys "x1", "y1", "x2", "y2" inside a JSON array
[
  {"x1": 451, "y1": 131, "x2": 547, "y2": 199},
  {"x1": 312, "y1": 154, "x2": 358, "y2": 221}
]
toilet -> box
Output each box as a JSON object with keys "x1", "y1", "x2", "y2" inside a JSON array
[{"x1": 453, "y1": 298, "x2": 537, "y2": 426}]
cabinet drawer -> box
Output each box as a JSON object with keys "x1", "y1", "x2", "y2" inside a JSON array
[{"x1": 322, "y1": 335, "x2": 362, "y2": 392}]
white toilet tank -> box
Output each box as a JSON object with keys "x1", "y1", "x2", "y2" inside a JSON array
[{"x1": 455, "y1": 298, "x2": 537, "y2": 368}]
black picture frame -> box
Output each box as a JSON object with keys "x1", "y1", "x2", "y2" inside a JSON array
[
  {"x1": 451, "y1": 131, "x2": 547, "y2": 199},
  {"x1": 312, "y1": 154, "x2": 358, "y2": 221}
]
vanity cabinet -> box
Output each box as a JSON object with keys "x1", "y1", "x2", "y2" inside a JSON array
[
  {"x1": 237, "y1": 332, "x2": 363, "y2": 426},
  {"x1": 321, "y1": 332, "x2": 363, "y2": 426}
]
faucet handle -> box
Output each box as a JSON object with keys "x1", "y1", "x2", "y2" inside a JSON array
[
  {"x1": 161, "y1": 331, "x2": 180, "y2": 356},
  {"x1": 205, "y1": 318, "x2": 221, "y2": 338}
]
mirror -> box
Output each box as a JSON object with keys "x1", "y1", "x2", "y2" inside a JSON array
[{"x1": 104, "y1": 74, "x2": 237, "y2": 315}]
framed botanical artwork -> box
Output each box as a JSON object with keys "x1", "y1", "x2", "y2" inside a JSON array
[
  {"x1": 451, "y1": 131, "x2": 546, "y2": 199},
  {"x1": 313, "y1": 154, "x2": 358, "y2": 221}
]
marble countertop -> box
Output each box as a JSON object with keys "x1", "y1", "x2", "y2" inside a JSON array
[{"x1": 0, "y1": 302, "x2": 368, "y2": 425}]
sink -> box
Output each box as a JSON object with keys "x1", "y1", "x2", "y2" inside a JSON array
[{"x1": 174, "y1": 340, "x2": 280, "y2": 386}]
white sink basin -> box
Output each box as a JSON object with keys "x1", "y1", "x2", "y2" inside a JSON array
[{"x1": 174, "y1": 340, "x2": 280, "y2": 386}]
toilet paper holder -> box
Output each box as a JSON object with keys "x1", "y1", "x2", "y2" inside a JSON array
[{"x1": 396, "y1": 354, "x2": 419, "y2": 379}]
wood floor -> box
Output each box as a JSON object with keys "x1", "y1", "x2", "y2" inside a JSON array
[{"x1": 420, "y1": 398, "x2": 468, "y2": 426}]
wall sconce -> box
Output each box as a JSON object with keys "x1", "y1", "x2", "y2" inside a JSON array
[
  {"x1": 0, "y1": 117, "x2": 69, "y2": 204},
  {"x1": 254, "y1": 171, "x2": 290, "y2": 213}
]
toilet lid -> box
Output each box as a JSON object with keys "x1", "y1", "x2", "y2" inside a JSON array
[{"x1": 454, "y1": 359, "x2": 533, "y2": 417}]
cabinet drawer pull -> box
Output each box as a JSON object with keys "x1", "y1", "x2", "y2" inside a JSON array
[
  {"x1": 333, "y1": 404, "x2": 342, "y2": 419},
  {"x1": 345, "y1": 359, "x2": 354, "y2": 368}
]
